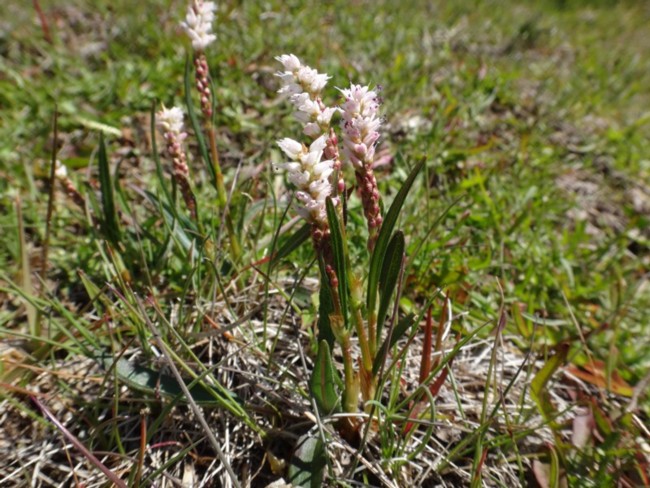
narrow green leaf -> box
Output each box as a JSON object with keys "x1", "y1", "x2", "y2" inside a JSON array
[
  {"x1": 530, "y1": 344, "x2": 569, "y2": 426},
  {"x1": 143, "y1": 191, "x2": 196, "y2": 253},
  {"x1": 326, "y1": 197, "x2": 348, "y2": 329},
  {"x1": 97, "y1": 134, "x2": 120, "y2": 245},
  {"x1": 288, "y1": 434, "x2": 327, "y2": 488},
  {"x1": 372, "y1": 313, "x2": 416, "y2": 375},
  {"x1": 270, "y1": 222, "x2": 311, "y2": 269},
  {"x1": 309, "y1": 340, "x2": 341, "y2": 415},
  {"x1": 184, "y1": 55, "x2": 215, "y2": 187},
  {"x1": 548, "y1": 444, "x2": 561, "y2": 488},
  {"x1": 367, "y1": 159, "x2": 424, "y2": 315},
  {"x1": 376, "y1": 231, "x2": 405, "y2": 343},
  {"x1": 317, "y1": 256, "x2": 335, "y2": 347}
]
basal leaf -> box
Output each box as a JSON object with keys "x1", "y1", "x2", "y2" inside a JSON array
[
  {"x1": 309, "y1": 340, "x2": 341, "y2": 415},
  {"x1": 288, "y1": 434, "x2": 327, "y2": 488},
  {"x1": 317, "y1": 256, "x2": 335, "y2": 347}
]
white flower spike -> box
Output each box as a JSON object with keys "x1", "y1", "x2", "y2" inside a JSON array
[
  {"x1": 274, "y1": 135, "x2": 335, "y2": 225},
  {"x1": 181, "y1": 1, "x2": 217, "y2": 51}
]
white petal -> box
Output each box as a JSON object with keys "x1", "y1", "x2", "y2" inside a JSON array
[{"x1": 276, "y1": 138, "x2": 304, "y2": 160}]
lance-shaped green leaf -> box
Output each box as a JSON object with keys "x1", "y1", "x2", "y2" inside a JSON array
[
  {"x1": 93, "y1": 350, "x2": 242, "y2": 407},
  {"x1": 97, "y1": 134, "x2": 120, "y2": 246},
  {"x1": 309, "y1": 340, "x2": 341, "y2": 415},
  {"x1": 373, "y1": 313, "x2": 416, "y2": 376},
  {"x1": 367, "y1": 160, "x2": 424, "y2": 316},
  {"x1": 326, "y1": 197, "x2": 348, "y2": 329},
  {"x1": 184, "y1": 55, "x2": 215, "y2": 188},
  {"x1": 376, "y1": 231, "x2": 405, "y2": 343},
  {"x1": 530, "y1": 343, "x2": 569, "y2": 428},
  {"x1": 317, "y1": 256, "x2": 335, "y2": 347},
  {"x1": 288, "y1": 434, "x2": 327, "y2": 488}
]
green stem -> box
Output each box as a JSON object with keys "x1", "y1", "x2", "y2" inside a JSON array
[
  {"x1": 207, "y1": 124, "x2": 227, "y2": 208},
  {"x1": 207, "y1": 124, "x2": 241, "y2": 263}
]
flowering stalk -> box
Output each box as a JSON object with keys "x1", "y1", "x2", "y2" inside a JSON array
[
  {"x1": 54, "y1": 161, "x2": 85, "y2": 210},
  {"x1": 275, "y1": 54, "x2": 345, "y2": 197},
  {"x1": 181, "y1": 0, "x2": 241, "y2": 261},
  {"x1": 157, "y1": 106, "x2": 198, "y2": 221},
  {"x1": 274, "y1": 136, "x2": 366, "y2": 411},
  {"x1": 339, "y1": 84, "x2": 383, "y2": 251},
  {"x1": 181, "y1": 0, "x2": 227, "y2": 208}
]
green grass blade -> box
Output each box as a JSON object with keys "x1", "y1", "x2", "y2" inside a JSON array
[
  {"x1": 270, "y1": 222, "x2": 311, "y2": 269},
  {"x1": 372, "y1": 313, "x2": 415, "y2": 376}
]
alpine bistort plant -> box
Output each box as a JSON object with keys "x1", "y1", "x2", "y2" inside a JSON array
[
  {"x1": 181, "y1": 0, "x2": 229, "y2": 211},
  {"x1": 274, "y1": 54, "x2": 424, "y2": 437},
  {"x1": 156, "y1": 105, "x2": 197, "y2": 221},
  {"x1": 179, "y1": 0, "x2": 240, "y2": 261}
]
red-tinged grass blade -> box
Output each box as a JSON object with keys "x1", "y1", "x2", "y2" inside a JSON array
[
  {"x1": 565, "y1": 360, "x2": 633, "y2": 397},
  {"x1": 418, "y1": 306, "x2": 433, "y2": 385},
  {"x1": 471, "y1": 447, "x2": 489, "y2": 488},
  {"x1": 432, "y1": 296, "x2": 449, "y2": 371},
  {"x1": 367, "y1": 159, "x2": 424, "y2": 316},
  {"x1": 403, "y1": 356, "x2": 453, "y2": 435},
  {"x1": 31, "y1": 396, "x2": 128, "y2": 488},
  {"x1": 530, "y1": 344, "x2": 569, "y2": 428}
]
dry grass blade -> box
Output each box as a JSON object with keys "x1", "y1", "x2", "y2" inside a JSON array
[{"x1": 30, "y1": 396, "x2": 128, "y2": 488}]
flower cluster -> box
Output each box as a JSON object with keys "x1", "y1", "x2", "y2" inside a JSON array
[
  {"x1": 339, "y1": 84, "x2": 383, "y2": 248},
  {"x1": 339, "y1": 84, "x2": 382, "y2": 170},
  {"x1": 157, "y1": 106, "x2": 198, "y2": 219},
  {"x1": 275, "y1": 54, "x2": 337, "y2": 138},
  {"x1": 181, "y1": 0, "x2": 217, "y2": 51},
  {"x1": 157, "y1": 106, "x2": 189, "y2": 180},
  {"x1": 54, "y1": 160, "x2": 85, "y2": 209},
  {"x1": 274, "y1": 135, "x2": 335, "y2": 227}
]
